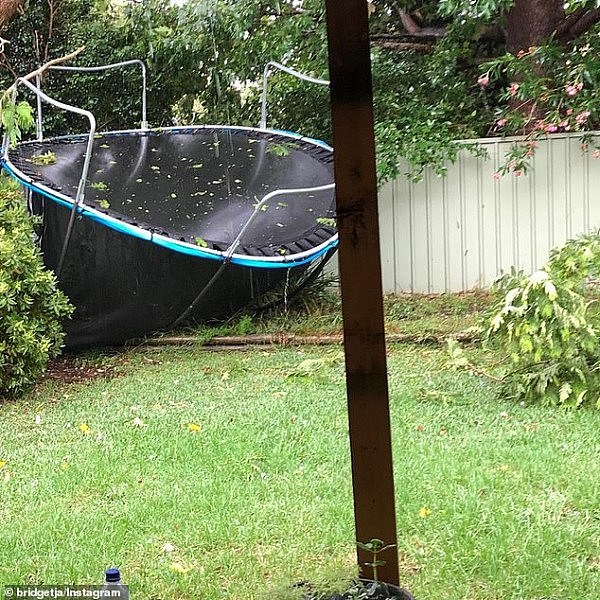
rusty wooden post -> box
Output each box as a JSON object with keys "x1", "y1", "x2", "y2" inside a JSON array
[{"x1": 324, "y1": 0, "x2": 399, "y2": 585}]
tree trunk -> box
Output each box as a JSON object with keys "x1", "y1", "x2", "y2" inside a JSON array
[
  {"x1": 0, "y1": 0, "x2": 26, "y2": 31},
  {"x1": 505, "y1": 0, "x2": 565, "y2": 53}
]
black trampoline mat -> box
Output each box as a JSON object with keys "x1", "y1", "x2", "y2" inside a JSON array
[{"x1": 10, "y1": 127, "x2": 336, "y2": 255}]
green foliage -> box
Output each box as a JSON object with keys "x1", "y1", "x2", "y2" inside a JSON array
[
  {"x1": 0, "y1": 100, "x2": 34, "y2": 146},
  {"x1": 5, "y1": 0, "x2": 600, "y2": 183},
  {"x1": 480, "y1": 39, "x2": 600, "y2": 176},
  {"x1": 483, "y1": 232, "x2": 600, "y2": 408},
  {"x1": 0, "y1": 0, "x2": 206, "y2": 134},
  {"x1": 0, "y1": 177, "x2": 73, "y2": 397},
  {"x1": 439, "y1": 0, "x2": 515, "y2": 19}
]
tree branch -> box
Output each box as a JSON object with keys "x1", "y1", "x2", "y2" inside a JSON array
[
  {"x1": 393, "y1": 2, "x2": 446, "y2": 38},
  {"x1": 371, "y1": 39, "x2": 434, "y2": 53},
  {"x1": 3, "y1": 46, "x2": 85, "y2": 99},
  {"x1": 0, "y1": 0, "x2": 26, "y2": 30},
  {"x1": 557, "y1": 8, "x2": 600, "y2": 42}
]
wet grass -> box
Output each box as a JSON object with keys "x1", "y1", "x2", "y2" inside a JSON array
[
  {"x1": 189, "y1": 285, "x2": 491, "y2": 341},
  {"x1": 1, "y1": 340, "x2": 599, "y2": 599}
]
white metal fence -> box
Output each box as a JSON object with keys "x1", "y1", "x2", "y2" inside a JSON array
[{"x1": 327, "y1": 132, "x2": 600, "y2": 293}]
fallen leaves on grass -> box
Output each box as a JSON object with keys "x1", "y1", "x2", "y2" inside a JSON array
[
  {"x1": 169, "y1": 562, "x2": 190, "y2": 574},
  {"x1": 418, "y1": 507, "x2": 432, "y2": 518}
]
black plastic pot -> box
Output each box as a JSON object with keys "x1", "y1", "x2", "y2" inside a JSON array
[
  {"x1": 357, "y1": 579, "x2": 416, "y2": 600},
  {"x1": 295, "y1": 578, "x2": 416, "y2": 600}
]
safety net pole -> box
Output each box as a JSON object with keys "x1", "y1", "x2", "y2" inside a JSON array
[{"x1": 324, "y1": 0, "x2": 399, "y2": 585}]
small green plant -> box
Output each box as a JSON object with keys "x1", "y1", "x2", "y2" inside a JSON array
[
  {"x1": 98, "y1": 199, "x2": 110, "y2": 210},
  {"x1": 0, "y1": 177, "x2": 73, "y2": 397},
  {"x1": 234, "y1": 314, "x2": 254, "y2": 336},
  {"x1": 356, "y1": 539, "x2": 396, "y2": 582},
  {"x1": 297, "y1": 539, "x2": 408, "y2": 600}
]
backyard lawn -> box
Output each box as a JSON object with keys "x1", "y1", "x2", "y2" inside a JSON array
[{"x1": 1, "y1": 307, "x2": 599, "y2": 600}]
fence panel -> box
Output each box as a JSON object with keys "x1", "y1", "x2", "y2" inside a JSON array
[{"x1": 326, "y1": 133, "x2": 600, "y2": 293}]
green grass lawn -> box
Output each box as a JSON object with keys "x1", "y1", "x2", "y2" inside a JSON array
[{"x1": 1, "y1": 339, "x2": 599, "y2": 599}]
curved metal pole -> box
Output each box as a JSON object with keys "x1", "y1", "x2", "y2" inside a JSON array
[
  {"x1": 224, "y1": 183, "x2": 335, "y2": 260},
  {"x1": 170, "y1": 182, "x2": 335, "y2": 328},
  {"x1": 35, "y1": 74, "x2": 43, "y2": 141},
  {"x1": 36, "y1": 60, "x2": 147, "y2": 138},
  {"x1": 16, "y1": 77, "x2": 97, "y2": 277},
  {"x1": 259, "y1": 61, "x2": 329, "y2": 129}
]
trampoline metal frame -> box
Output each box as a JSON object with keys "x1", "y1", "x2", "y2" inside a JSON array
[
  {"x1": 2, "y1": 60, "x2": 338, "y2": 271},
  {"x1": 34, "y1": 59, "x2": 148, "y2": 140},
  {"x1": 6, "y1": 77, "x2": 98, "y2": 276},
  {"x1": 260, "y1": 61, "x2": 330, "y2": 130}
]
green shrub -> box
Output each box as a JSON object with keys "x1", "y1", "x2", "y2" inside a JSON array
[
  {"x1": 482, "y1": 231, "x2": 600, "y2": 409},
  {"x1": 0, "y1": 177, "x2": 73, "y2": 398}
]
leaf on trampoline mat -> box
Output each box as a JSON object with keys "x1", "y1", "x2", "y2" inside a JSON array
[
  {"x1": 316, "y1": 217, "x2": 336, "y2": 227},
  {"x1": 267, "y1": 143, "x2": 291, "y2": 157},
  {"x1": 98, "y1": 199, "x2": 110, "y2": 209},
  {"x1": 194, "y1": 237, "x2": 208, "y2": 248},
  {"x1": 28, "y1": 151, "x2": 57, "y2": 165}
]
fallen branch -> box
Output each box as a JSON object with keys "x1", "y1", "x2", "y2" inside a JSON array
[
  {"x1": 143, "y1": 331, "x2": 480, "y2": 348},
  {"x1": 3, "y1": 45, "x2": 85, "y2": 100}
]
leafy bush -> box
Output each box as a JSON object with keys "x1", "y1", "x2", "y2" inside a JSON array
[
  {"x1": 482, "y1": 232, "x2": 600, "y2": 408},
  {"x1": 0, "y1": 177, "x2": 73, "y2": 397}
]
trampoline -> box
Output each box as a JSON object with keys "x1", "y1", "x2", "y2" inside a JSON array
[{"x1": 1, "y1": 61, "x2": 337, "y2": 348}]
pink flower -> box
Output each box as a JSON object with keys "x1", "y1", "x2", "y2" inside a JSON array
[
  {"x1": 496, "y1": 118, "x2": 508, "y2": 128},
  {"x1": 493, "y1": 172, "x2": 502, "y2": 181},
  {"x1": 514, "y1": 170, "x2": 522, "y2": 177},
  {"x1": 508, "y1": 83, "x2": 520, "y2": 96},
  {"x1": 593, "y1": 150, "x2": 600, "y2": 159},
  {"x1": 478, "y1": 74, "x2": 490, "y2": 88},
  {"x1": 559, "y1": 120, "x2": 571, "y2": 131},
  {"x1": 565, "y1": 82, "x2": 583, "y2": 96},
  {"x1": 545, "y1": 123, "x2": 558, "y2": 133},
  {"x1": 566, "y1": 108, "x2": 574, "y2": 115},
  {"x1": 575, "y1": 111, "x2": 591, "y2": 125}
]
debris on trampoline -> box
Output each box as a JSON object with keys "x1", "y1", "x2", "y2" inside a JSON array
[{"x1": 0, "y1": 60, "x2": 338, "y2": 348}]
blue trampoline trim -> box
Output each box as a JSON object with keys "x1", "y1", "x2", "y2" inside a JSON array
[{"x1": 1, "y1": 153, "x2": 338, "y2": 270}]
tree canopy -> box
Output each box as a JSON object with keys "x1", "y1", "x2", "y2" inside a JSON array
[{"x1": 1, "y1": 0, "x2": 600, "y2": 181}]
